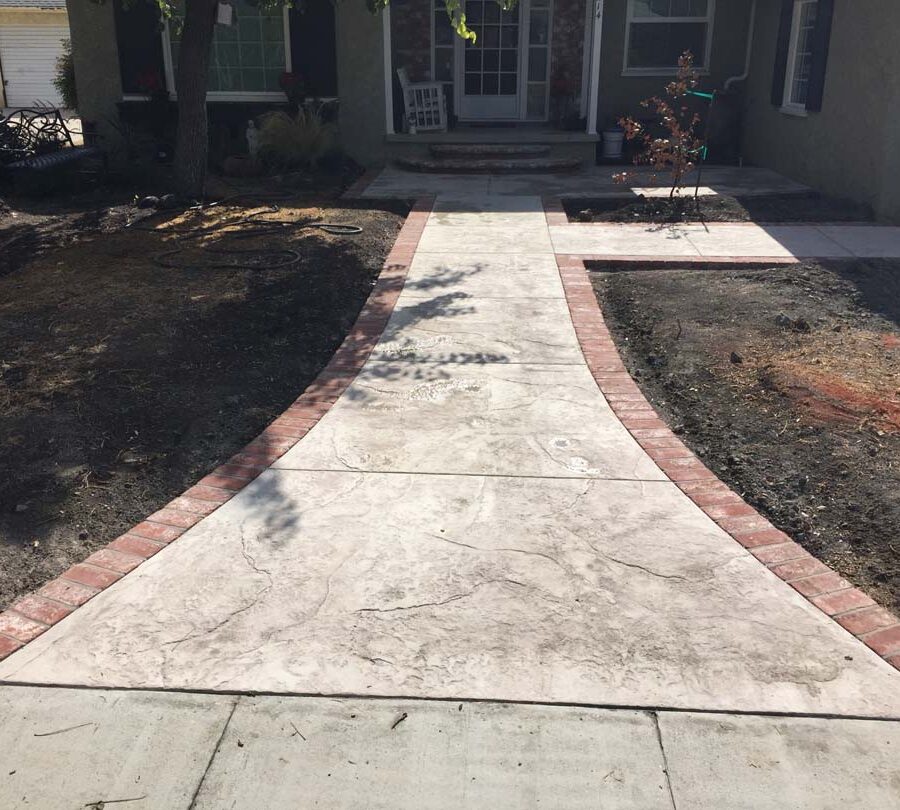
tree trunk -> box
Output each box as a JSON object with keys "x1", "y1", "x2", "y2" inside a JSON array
[{"x1": 173, "y1": 0, "x2": 218, "y2": 198}]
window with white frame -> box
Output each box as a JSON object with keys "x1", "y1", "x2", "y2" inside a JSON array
[
  {"x1": 782, "y1": 0, "x2": 817, "y2": 112},
  {"x1": 165, "y1": 0, "x2": 290, "y2": 99},
  {"x1": 624, "y1": 0, "x2": 714, "y2": 74}
]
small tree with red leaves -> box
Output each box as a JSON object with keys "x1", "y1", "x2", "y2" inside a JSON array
[{"x1": 613, "y1": 52, "x2": 705, "y2": 198}]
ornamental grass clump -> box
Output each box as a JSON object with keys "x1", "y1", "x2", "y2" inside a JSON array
[{"x1": 257, "y1": 105, "x2": 336, "y2": 172}]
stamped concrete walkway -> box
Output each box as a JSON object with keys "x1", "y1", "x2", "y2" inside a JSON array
[
  {"x1": 551, "y1": 221, "x2": 900, "y2": 259},
  {"x1": 2, "y1": 188, "x2": 900, "y2": 807}
]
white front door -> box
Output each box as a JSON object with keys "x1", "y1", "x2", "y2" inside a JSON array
[{"x1": 456, "y1": 0, "x2": 522, "y2": 120}]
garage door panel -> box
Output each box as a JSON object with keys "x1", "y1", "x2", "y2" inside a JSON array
[{"x1": 0, "y1": 25, "x2": 69, "y2": 107}]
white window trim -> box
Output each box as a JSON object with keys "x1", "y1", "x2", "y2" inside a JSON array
[
  {"x1": 780, "y1": 0, "x2": 816, "y2": 116},
  {"x1": 622, "y1": 0, "x2": 715, "y2": 77},
  {"x1": 160, "y1": 6, "x2": 292, "y2": 102}
]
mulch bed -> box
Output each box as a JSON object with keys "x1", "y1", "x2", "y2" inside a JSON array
[
  {"x1": 0, "y1": 190, "x2": 408, "y2": 609},
  {"x1": 565, "y1": 192, "x2": 875, "y2": 224},
  {"x1": 591, "y1": 259, "x2": 900, "y2": 614}
]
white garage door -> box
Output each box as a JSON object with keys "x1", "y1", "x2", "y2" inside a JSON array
[{"x1": 0, "y1": 24, "x2": 69, "y2": 108}]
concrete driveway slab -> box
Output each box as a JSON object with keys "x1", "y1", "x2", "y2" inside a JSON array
[
  {"x1": 660, "y1": 711, "x2": 900, "y2": 809},
  {"x1": 372, "y1": 294, "x2": 582, "y2": 363},
  {"x1": 273, "y1": 362, "x2": 664, "y2": 479},
  {"x1": 404, "y1": 253, "x2": 565, "y2": 299},
  {"x1": 0, "y1": 685, "x2": 233, "y2": 810},
  {"x1": 4, "y1": 470, "x2": 899, "y2": 716},
  {"x1": 195, "y1": 699, "x2": 670, "y2": 810}
]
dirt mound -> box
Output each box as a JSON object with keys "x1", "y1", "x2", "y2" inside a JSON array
[
  {"x1": 751, "y1": 329, "x2": 900, "y2": 434},
  {"x1": 761, "y1": 365, "x2": 900, "y2": 434}
]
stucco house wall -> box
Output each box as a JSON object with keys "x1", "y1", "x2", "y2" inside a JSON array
[
  {"x1": 335, "y1": 3, "x2": 387, "y2": 167},
  {"x1": 63, "y1": 0, "x2": 121, "y2": 146},
  {"x1": 741, "y1": 0, "x2": 900, "y2": 222},
  {"x1": 595, "y1": 0, "x2": 753, "y2": 129}
]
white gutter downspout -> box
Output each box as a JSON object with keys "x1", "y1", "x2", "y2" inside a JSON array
[
  {"x1": 383, "y1": 5, "x2": 394, "y2": 135},
  {"x1": 586, "y1": 0, "x2": 604, "y2": 135},
  {"x1": 724, "y1": 0, "x2": 757, "y2": 91}
]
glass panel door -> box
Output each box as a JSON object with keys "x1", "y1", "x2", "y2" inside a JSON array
[
  {"x1": 457, "y1": 0, "x2": 520, "y2": 119},
  {"x1": 525, "y1": 0, "x2": 551, "y2": 119}
]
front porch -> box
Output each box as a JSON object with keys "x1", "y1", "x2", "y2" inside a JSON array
[
  {"x1": 385, "y1": 125, "x2": 599, "y2": 169},
  {"x1": 383, "y1": 0, "x2": 602, "y2": 169}
]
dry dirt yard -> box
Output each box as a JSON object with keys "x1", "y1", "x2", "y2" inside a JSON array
[
  {"x1": 593, "y1": 259, "x2": 900, "y2": 614},
  {"x1": 564, "y1": 191, "x2": 874, "y2": 224},
  {"x1": 0, "y1": 189, "x2": 407, "y2": 608}
]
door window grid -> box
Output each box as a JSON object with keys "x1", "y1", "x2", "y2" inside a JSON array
[
  {"x1": 432, "y1": 0, "x2": 552, "y2": 121},
  {"x1": 463, "y1": 0, "x2": 520, "y2": 96}
]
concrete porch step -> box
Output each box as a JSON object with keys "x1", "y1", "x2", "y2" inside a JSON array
[
  {"x1": 396, "y1": 156, "x2": 581, "y2": 173},
  {"x1": 430, "y1": 143, "x2": 551, "y2": 158}
]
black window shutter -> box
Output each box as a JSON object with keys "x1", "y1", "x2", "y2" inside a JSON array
[
  {"x1": 805, "y1": 0, "x2": 835, "y2": 111},
  {"x1": 771, "y1": 0, "x2": 795, "y2": 107}
]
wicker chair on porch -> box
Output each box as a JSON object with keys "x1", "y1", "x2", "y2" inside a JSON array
[{"x1": 397, "y1": 68, "x2": 447, "y2": 133}]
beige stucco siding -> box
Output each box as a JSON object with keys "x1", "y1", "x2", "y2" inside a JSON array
[
  {"x1": 596, "y1": 0, "x2": 753, "y2": 129},
  {"x1": 63, "y1": 0, "x2": 121, "y2": 147},
  {"x1": 742, "y1": 0, "x2": 900, "y2": 221}
]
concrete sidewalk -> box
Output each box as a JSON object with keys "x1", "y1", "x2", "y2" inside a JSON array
[
  {"x1": 2, "y1": 686, "x2": 899, "y2": 809},
  {"x1": 2, "y1": 190, "x2": 899, "y2": 806}
]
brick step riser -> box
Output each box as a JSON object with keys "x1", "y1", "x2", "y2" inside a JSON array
[{"x1": 429, "y1": 145, "x2": 552, "y2": 159}]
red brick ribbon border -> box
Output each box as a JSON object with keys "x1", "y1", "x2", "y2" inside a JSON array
[
  {"x1": 0, "y1": 196, "x2": 435, "y2": 662},
  {"x1": 543, "y1": 196, "x2": 900, "y2": 672}
]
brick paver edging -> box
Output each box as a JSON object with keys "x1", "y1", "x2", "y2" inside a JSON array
[
  {"x1": 543, "y1": 197, "x2": 900, "y2": 673},
  {"x1": 0, "y1": 196, "x2": 435, "y2": 662}
]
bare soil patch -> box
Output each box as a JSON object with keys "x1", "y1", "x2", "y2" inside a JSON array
[
  {"x1": 0, "y1": 191, "x2": 407, "y2": 608},
  {"x1": 565, "y1": 192, "x2": 874, "y2": 224},
  {"x1": 592, "y1": 260, "x2": 900, "y2": 613}
]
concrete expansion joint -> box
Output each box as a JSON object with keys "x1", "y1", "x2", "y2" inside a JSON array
[
  {"x1": 186, "y1": 698, "x2": 240, "y2": 810},
  {"x1": 651, "y1": 711, "x2": 678, "y2": 810}
]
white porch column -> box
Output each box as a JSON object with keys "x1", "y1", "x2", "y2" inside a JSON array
[
  {"x1": 383, "y1": 5, "x2": 395, "y2": 135},
  {"x1": 586, "y1": 0, "x2": 604, "y2": 135}
]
